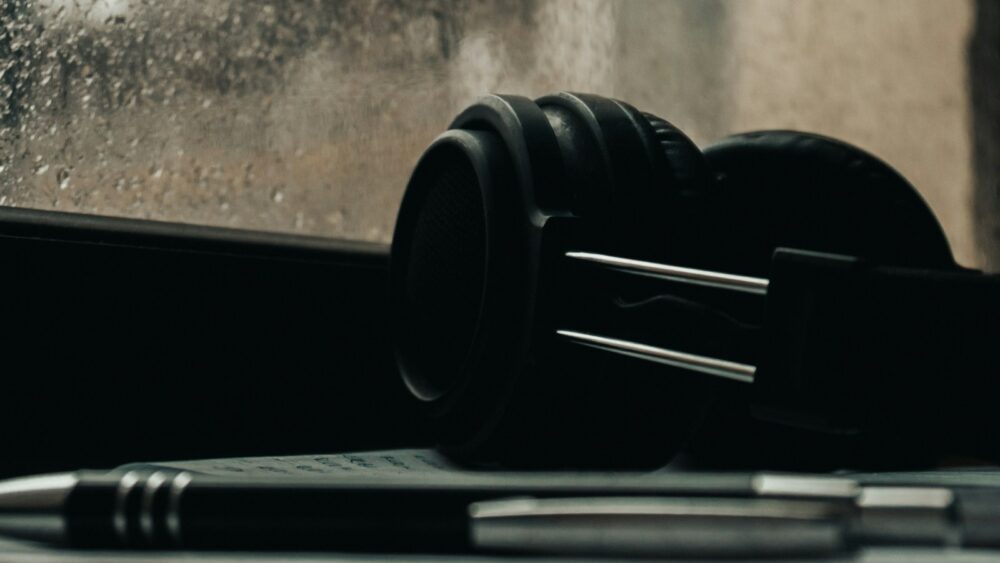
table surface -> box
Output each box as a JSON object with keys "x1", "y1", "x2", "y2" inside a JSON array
[{"x1": 3, "y1": 538, "x2": 1000, "y2": 563}]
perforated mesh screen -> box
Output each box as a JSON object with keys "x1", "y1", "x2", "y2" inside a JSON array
[{"x1": 399, "y1": 155, "x2": 487, "y2": 397}]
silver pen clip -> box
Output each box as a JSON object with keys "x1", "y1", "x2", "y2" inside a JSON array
[
  {"x1": 469, "y1": 496, "x2": 849, "y2": 558},
  {"x1": 469, "y1": 476, "x2": 969, "y2": 557}
]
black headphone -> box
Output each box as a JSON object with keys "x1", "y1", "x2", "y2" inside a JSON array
[{"x1": 390, "y1": 92, "x2": 999, "y2": 471}]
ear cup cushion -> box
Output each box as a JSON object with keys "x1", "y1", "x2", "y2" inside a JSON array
[
  {"x1": 451, "y1": 94, "x2": 569, "y2": 215},
  {"x1": 696, "y1": 131, "x2": 955, "y2": 276},
  {"x1": 642, "y1": 112, "x2": 711, "y2": 196},
  {"x1": 535, "y1": 94, "x2": 711, "y2": 256},
  {"x1": 590, "y1": 98, "x2": 711, "y2": 260},
  {"x1": 689, "y1": 131, "x2": 956, "y2": 470}
]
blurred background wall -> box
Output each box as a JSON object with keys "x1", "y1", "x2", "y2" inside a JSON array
[{"x1": 0, "y1": 0, "x2": 993, "y2": 267}]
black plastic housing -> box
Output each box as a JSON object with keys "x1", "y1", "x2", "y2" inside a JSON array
[{"x1": 755, "y1": 248, "x2": 1000, "y2": 464}]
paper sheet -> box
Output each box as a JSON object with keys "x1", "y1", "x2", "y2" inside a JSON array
[{"x1": 117, "y1": 448, "x2": 461, "y2": 478}]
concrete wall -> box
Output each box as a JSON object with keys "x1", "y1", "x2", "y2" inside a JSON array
[{"x1": 450, "y1": 0, "x2": 979, "y2": 265}]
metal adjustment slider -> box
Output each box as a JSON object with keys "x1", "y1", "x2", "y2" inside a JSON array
[{"x1": 558, "y1": 251, "x2": 767, "y2": 385}]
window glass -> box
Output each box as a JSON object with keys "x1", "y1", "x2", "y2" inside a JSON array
[{"x1": 0, "y1": 1, "x2": 988, "y2": 267}]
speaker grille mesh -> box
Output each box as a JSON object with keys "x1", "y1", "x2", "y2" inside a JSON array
[{"x1": 399, "y1": 156, "x2": 487, "y2": 397}]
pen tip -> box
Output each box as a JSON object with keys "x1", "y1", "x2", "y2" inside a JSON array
[{"x1": 0, "y1": 472, "x2": 76, "y2": 544}]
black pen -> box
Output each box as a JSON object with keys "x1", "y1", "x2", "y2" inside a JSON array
[{"x1": 0, "y1": 469, "x2": 854, "y2": 551}]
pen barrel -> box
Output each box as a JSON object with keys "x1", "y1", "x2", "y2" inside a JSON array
[
  {"x1": 51, "y1": 472, "x2": 1000, "y2": 554},
  {"x1": 64, "y1": 471, "x2": 762, "y2": 550},
  {"x1": 177, "y1": 485, "x2": 473, "y2": 551},
  {"x1": 68, "y1": 475, "x2": 495, "y2": 551},
  {"x1": 174, "y1": 479, "x2": 755, "y2": 551}
]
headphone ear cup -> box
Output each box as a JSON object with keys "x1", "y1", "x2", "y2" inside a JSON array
[
  {"x1": 700, "y1": 130, "x2": 955, "y2": 273},
  {"x1": 414, "y1": 93, "x2": 724, "y2": 469},
  {"x1": 688, "y1": 130, "x2": 956, "y2": 470}
]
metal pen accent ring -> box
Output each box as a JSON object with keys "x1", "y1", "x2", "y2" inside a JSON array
[
  {"x1": 112, "y1": 471, "x2": 141, "y2": 545},
  {"x1": 166, "y1": 472, "x2": 192, "y2": 547},
  {"x1": 139, "y1": 471, "x2": 170, "y2": 545}
]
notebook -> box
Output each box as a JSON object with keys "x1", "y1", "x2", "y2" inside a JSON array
[
  {"x1": 117, "y1": 448, "x2": 463, "y2": 478},
  {"x1": 117, "y1": 447, "x2": 1000, "y2": 490}
]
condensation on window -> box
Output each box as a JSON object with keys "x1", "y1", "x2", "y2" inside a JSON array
[
  {"x1": 0, "y1": 1, "x2": 985, "y2": 268},
  {"x1": 2, "y1": 0, "x2": 510, "y2": 242}
]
